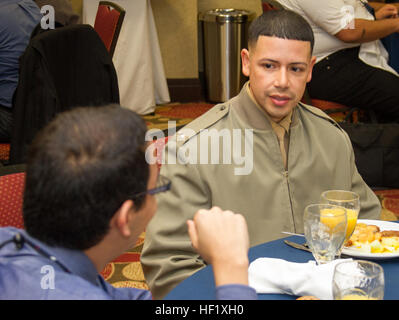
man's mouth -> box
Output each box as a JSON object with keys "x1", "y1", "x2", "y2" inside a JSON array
[{"x1": 269, "y1": 95, "x2": 291, "y2": 107}]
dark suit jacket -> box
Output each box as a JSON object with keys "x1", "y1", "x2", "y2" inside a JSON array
[{"x1": 10, "y1": 24, "x2": 120, "y2": 164}]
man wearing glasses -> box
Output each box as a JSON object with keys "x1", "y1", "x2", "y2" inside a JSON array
[{"x1": 0, "y1": 105, "x2": 256, "y2": 300}]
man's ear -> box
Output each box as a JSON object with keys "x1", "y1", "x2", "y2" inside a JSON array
[
  {"x1": 306, "y1": 56, "x2": 317, "y2": 83},
  {"x1": 241, "y1": 48, "x2": 250, "y2": 77},
  {"x1": 112, "y1": 200, "x2": 135, "y2": 238}
]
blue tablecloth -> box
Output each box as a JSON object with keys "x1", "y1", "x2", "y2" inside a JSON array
[{"x1": 165, "y1": 234, "x2": 399, "y2": 300}]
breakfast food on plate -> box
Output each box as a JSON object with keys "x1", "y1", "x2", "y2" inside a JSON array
[
  {"x1": 297, "y1": 296, "x2": 320, "y2": 300},
  {"x1": 345, "y1": 223, "x2": 399, "y2": 253}
]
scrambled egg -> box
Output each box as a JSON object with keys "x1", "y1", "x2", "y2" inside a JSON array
[{"x1": 346, "y1": 223, "x2": 399, "y2": 254}]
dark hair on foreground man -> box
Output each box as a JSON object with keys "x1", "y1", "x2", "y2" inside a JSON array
[{"x1": 0, "y1": 105, "x2": 256, "y2": 300}]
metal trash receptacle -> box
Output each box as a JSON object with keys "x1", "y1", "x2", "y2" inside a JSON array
[{"x1": 199, "y1": 9, "x2": 255, "y2": 103}]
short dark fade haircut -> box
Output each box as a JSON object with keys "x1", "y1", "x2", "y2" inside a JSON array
[
  {"x1": 248, "y1": 10, "x2": 314, "y2": 54},
  {"x1": 23, "y1": 105, "x2": 149, "y2": 250}
]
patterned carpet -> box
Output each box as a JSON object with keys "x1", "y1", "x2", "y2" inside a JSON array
[
  {"x1": 100, "y1": 232, "x2": 148, "y2": 290},
  {"x1": 375, "y1": 189, "x2": 399, "y2": 221},
  {"x1": 142, "y1": 102, "x2": 214, "y2": 131}
]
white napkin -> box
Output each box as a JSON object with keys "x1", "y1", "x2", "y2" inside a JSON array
[{"x1": 248, "y1": 258, "x2": 352, "y2": 300}]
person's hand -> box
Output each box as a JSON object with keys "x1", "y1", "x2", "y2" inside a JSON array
[
  {"x1": 375, "y1": 4, "x2": 398, "y2": 20},
  {"x1": 187, "y1": 207, "x2": 250, "y2": 286}
]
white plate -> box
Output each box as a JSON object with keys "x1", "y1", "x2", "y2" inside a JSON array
[{"x1": 342, "y1": 219, "x2": 399, "y2": 260}]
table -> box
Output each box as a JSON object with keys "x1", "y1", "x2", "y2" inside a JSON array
[
  {"x1": 165, "y1": 233, "x2": 399, "y2": 300},
  {"x1": 82, "y1": 0, "x2": 170, "y2": 115}
]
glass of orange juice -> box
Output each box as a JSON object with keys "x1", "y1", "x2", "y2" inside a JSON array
[
  {"x1": 303, "y1": 204, "x2": 347, "y2": 265},
  {"x1": 320, "y1": 190, "x2": 360, "y2": 249},
  {"x1": 333, "y1": 260, "x2": 384, "y2": 300}
]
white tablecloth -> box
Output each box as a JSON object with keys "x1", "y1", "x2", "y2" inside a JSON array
[{"x1": 83, "y1": 0, "x2": 170, "y2": 114}]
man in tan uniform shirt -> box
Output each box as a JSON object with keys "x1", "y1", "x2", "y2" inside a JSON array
[{"x1": 141, "y1": 10, "x2": 381, "y2": 299}]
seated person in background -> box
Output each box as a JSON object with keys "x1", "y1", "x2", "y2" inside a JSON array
[
  {"x1": 377, "y1": 1, "x2": 399, "y2": 72},
  {"x1": 34, "y1": 0, "x2": 81, "y2": 26},
  {"x1": 278, "y1": 0, "x2": 399, "y2": 123},
  {"x1": 0, "y1": 105, "x2": 256, "y2": 300},
  {"x1": 140, "y1": 9, "x2": 381, "y2": 299},
  {"x1": 0, "y1": 0, "x2": 41, "y2": 142}
]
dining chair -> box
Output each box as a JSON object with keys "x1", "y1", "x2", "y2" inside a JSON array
[
  {"x1": 0, "y1": 169, "x2": 25, "y2": 229},
  {"x1": 0, "y1": 143, "x2": 10, "y2": 164},
  {"x1": 94, "y1": 1, "x2": 126, "y2": 58},
  {"x1": 302, "y1": 89, "x2": 359, "y2": 123}
]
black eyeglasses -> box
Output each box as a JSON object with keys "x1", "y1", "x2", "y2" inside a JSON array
[{"x1": 131, "y1": 174, "x2": 171, "y2": 199}]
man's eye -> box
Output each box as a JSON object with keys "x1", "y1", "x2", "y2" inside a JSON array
[
  {"x1": 264, "y1": 63, "x2": 274, "y2": 69},
  {"x1": 291, "y1": 66, "x2": 304, "y2": 72}
]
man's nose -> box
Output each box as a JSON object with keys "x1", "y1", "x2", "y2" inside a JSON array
[{"x1": 274, "y1": 68, "x2": 289, "y2": 88}]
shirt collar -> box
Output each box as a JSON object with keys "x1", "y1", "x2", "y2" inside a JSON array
[{"x1": 19, "y1": 229, "x2": 100, "y2": 287}]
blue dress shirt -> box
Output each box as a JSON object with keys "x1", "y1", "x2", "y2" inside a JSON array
[
  {"x1": 0, "y1": 0, "x2": 42, "y2": 108},
  {"x1": 0, "y1": 227, "x2": 152, "y2": 300},
  {"x1": 0, "y1": 227, "x2": 257, "y2": 300}
]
